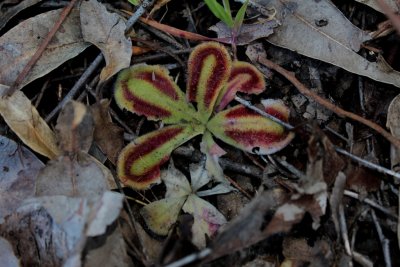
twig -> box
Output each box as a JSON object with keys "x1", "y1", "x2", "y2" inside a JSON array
[
  {"x1": 371, "y1": 209, "x2": 392, "y2": 267},
  {"x1": 5, "y1": 0, "x2": 79, "y2": 96},
  {"x1": 343, "y1": 190, "x2": 398, "y2": 219},
  {"x1": 335, "y1": 147, "x2": 400, "y2": 182},
  {"x1": 224, "y1": 175, "x2": 252, "y2": 199},
  {"x1": 164, "y1": 248, "x2": 212, "y2": 267},
  {"x1": 125, "y1": 0, "x2": 155, "y2": 33},
  {"x1": 45, "y1": 54, "x2": 104, "y2": 122},
  {"x1": 377, "y1": 0, "x2": 400, "y2": 35},
  {"x1": 45, "y1": 0, "x2": 155, "y2": 122},
  {"x1": 234, "y1": 96, "x2": 294, "y2": 130},
  {"x1": 339, "y1": 203, "x2": 352, "y2": 256},
  {"x1": 131, "y1": 48, "x2": 192, "y2": 64},
  {"x1": 257, "y1": 56, "x2": 400, "y2": 150}
]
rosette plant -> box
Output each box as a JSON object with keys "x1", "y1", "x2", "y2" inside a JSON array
[{"x1": 114, "y1": 42, "x2": 294, "y2": 189}]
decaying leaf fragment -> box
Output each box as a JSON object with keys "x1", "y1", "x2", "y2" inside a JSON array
[
  {"x1": 114, "y1": 42, "x2": 294, "y2": 189},
  {"x1": 55, "y1": 101, "x2": 94, "y2": 154},
  {"x1": 140, "y1": 162, "x2": 228, "y2": 248},
  {"x1": 0, "y1": 192, "x2": 124, "y2": 266},
  {"x1": 0, "y1": 85, "x2": 60, "y2": 159},
  {"x1": 90, "y1": 99, "x2": 124, "y2": 164},
  {"x1": 0, "y1": 135, "x2": 44, "y2": 220},
  {"x1": 80, "y1": 0, "x2": 132, "y2": 81},
  {"x1": 36, "y1": 101, "x2": 116, "y2": 197}
]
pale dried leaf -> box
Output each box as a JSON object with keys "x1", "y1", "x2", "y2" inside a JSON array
[
  {"x1": 209, "y1": 20, "x2": 278, "y2": 45},
  {"x1": 0, "y1": 9, "x2": 89, "y2": 89},
  {"x1": 329, "y1": 171, "x2": 347, "y2": 236},
  {"x1": 56, "y1": 101, "x2": 94, "y2": 154},
  {"x1": 247, "y1": 0, "x2": 400, "y2": 88},
  {"x1": 86, "y1": 192, "x2": 124, "y2": 236},
  {"x1": 0, "y1": 85, "x2": 61, "y2": 159},
  {"x1": 354, "y1": 0, "x2": 399, "y2": 13},
  {"x1": 182, "y1": 194, "x2": 227, "y2": 248},
  {"x1": 80, "y1": 0, "x2": 132, "y2": 81},
  {"x1": 35, "y1": 152, "x2": 111, "y2": 199},
  {"x1": 386, "y1": 94, "x2": 400, "y2": 250},
  {"x1": 209, "y1": 190, "x2": 282, "y2": 261},
  {"x1": 0, "y1": 135, "x2": 44, "y2": 220},
  {"x1": 0, "y1": 192, "x2": 123, "y2": 266},
  {"x1": 387, "y1": 94, "x2": 400, "y2": 171},
  {"x1": 0, "y1": 237, "x2": 19, "y2": 267}
]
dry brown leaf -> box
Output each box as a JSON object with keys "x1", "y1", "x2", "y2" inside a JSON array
[
  {"x1": 56, "y1": 101, "x2": 94, "y2": 154},
  {"x1": 0, "y1": 135, "x2": 44, "y2": 220},
  {"x1": 0, "y1": 8, "x2": 89, "y2": 89},
  {"x1": 241, "y1": 0, "x2": 400, "y2": 88},
  {"x1": 84, "y1": 227, "x2": 131, "y2": 267},
  {"x1": 90, "y1": 99, "x2": 124, "y2": 164},
  {"x1": 0, "y1": 85, "x2": 61, "y2": 159},
  {"x1": 80, "y1": 0, "x2": 132, "y2": 81},
  {"x1": 0, "y1": 0, "x2": 43, "y2": 31},
  {"x1": 354, "y1": 0, "x2": 399, "y2": 13},
  {"x1": 209, "y1": 20, "x2": 278, "y2": 45},
  {"x1": 282, "y1": 237, "x2": 332, "y2": 266},
  {"x1": 35, "y1": 152, "x2": 113, "y2": 199}
]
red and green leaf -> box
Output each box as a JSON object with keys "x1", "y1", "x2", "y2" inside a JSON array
[
  {"x1": 187, "y1": 42, "x2": 231, "y2": 123},
  {"x1": 215, "y1": 61, "x2": 265, "y2": 111},
  {"x1": 207, "y1": 99, "x2": 294, "y2": 154},
  {"x1": 117, "y1": 124, "x2": 204, "y2": 189},
  {"x1": 115, "y1": 64, "x2": 198, "y2": 124}
]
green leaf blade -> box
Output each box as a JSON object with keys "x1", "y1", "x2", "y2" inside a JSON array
[
  {"x1": 204, "y1": 0, "x2": 234, "y2": 27},
  {"x1": 117, "y1": 124, "x2": 204, "y2": 190},
  {"x1": 187, "y1": 42, "x2": 232, "y2": 123},
  {"x1": 208, "y1": 100, "x2": 294, "y2": 154},
  {"x1": 115, "y1": 64, "x2": 197, "y2": 124}
]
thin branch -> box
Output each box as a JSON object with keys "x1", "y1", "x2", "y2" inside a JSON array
[
  {"x1": 371, "y1": 209, "x2": 392, "y2": 267},
  {"x1": 45, "y1": 54, "x2": 104, "y2": 122},
  {"x1": 336, "y1": 148, "x2": 400, "y2": 182},
  {"x1": 5, "y1": 0, "x2": 79, "y2": 96},
  {"x1": 339, "y1": 203, "x2": 352, "y2": 256},
  {"x1": 344, "y1": 190, "x2": 398, "y2": 219},
  {"x1": 234, "y1": 96, "x2": 294, "y2": 130},
  {"x1": 257, "y1": 56, "x2": 400, "y2": 150}
]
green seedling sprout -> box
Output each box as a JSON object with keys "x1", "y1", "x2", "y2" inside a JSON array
[{"x1": 204, "y1": 0, "x2": 249, "y2": 57}]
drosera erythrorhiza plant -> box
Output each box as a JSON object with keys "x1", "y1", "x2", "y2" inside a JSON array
[{"x1": 114, "y1": 41, "x2": 294, "y2": 190}]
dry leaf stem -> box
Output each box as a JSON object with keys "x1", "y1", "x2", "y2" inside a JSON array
[
  {"x1": 258, "y1": 56, "x2": 400, "y2": 150},
  {"x1": 6, "y1": 0, "x2": 79, "y2": 96}
]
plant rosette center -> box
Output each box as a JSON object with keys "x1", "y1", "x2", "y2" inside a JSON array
[{"x1": 114, "y1": 41, "x2": 294, "y2": 189}]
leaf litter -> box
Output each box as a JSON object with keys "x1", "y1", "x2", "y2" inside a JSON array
[{"x1": 0, "y1": 0, "x2": 400, "y2": 266}]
